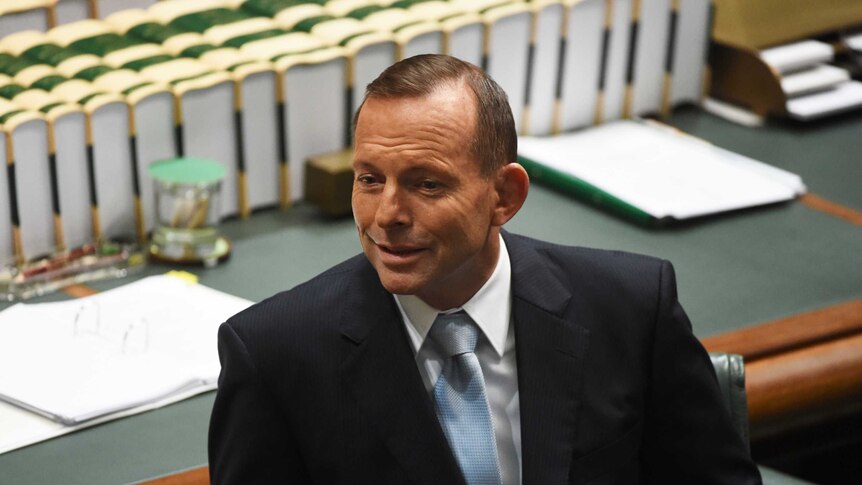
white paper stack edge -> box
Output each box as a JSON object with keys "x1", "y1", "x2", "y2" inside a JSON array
[
  {"x1": 845, "y1": 32, "x2": 862, "y2": 52},
  {"x1": 760, "y1": 40, "x2": 834, "y2": 74},
  {"x1": 786, "y1": 81, "x2": 862, "y2": 121},
  {"x1": 781, "y1": 64, "x2": 850, "y2": 97},
  {"x1": 760, "y1": 40, "x2": 862, "y2": 120}
]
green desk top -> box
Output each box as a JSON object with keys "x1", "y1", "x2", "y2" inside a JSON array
[{"x1": 1, "y1": 109, "x2": 861, "y2": 484}]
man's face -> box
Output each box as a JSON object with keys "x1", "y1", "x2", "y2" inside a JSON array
[{"x1": 352, "y1": 83, "x2": 502, "y2": 309}]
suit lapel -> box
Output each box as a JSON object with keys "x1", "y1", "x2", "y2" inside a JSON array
[
  {"x1": 338, "y1": 259, "x2": 465, "y2": 485},
  {"x1": 337, "y1": 235, "x2": 590, "y2": 484},
  {"x1": 505, "y1": 233, "x2": 590, "y2": 484}
]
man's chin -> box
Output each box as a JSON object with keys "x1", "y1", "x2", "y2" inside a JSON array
[
  {"x1": 376, "y1": 272, "x2": 424, "y2": 297},
  {"x1": 379, "y1": 281, "x2": 419, "y2": 297}
]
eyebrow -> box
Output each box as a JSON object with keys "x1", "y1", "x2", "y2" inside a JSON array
[{"x1": 351, "y1": 159, "x2": 383, "y2": 173}]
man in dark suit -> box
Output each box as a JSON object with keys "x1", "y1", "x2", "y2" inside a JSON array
[{"x1": 209, "y1": 54, "x2": 761, "y2": 484}]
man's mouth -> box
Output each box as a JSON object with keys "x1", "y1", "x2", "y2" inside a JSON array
[
  {"x1": 368, "y1": 235, "x2": 428, "y2": 261},
  {"x1": 378, "y1": 244, "x2": 424, "y2": 256}
]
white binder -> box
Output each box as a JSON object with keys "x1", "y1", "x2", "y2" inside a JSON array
[
  {"x1": 601, "y1": 0, "x2": 632, "y2": 122},
  {"x1": 54, "y1": 0, "x2": 90, "y2": 27},
  {"x1": 237, "y1": 68, "x2": 280, "y2": 212},
  {"x1": 628, "y1": 0, "x2": 671, "y2": 117},
  {"x1": 277, "y1": 49, "x2": 349, "y2": 202},
  {"x1": 125, "y1": 87, "x2": 176, "y2": 235},
  {"x1": 523, "y1": 0, "x2": 564, "y2": 136},
  {"x1": 7, "y1": 85, "x2": 93, "y2": 250},
  {"x1": 483, "y1": 3, "x2": 532, "y2": 133},
  {"x1": 0, "y1": 131, "x2": 12, "y2": 266},
  {"x1": 361, "y1": 10, "x2": 443, "y2": 60},
  {"x1": 396, "y1": 24, "x2": 444, "y2": 61},
  {"x1": 669, "y1": 0, "x2": 711, "y2": 106},
  {"x1": 86, "y1": 98, "x2": 137, "y2": 240},
  {"x1": 175, "y1": 77, "x2": 239, "y2": 219},
  {"x1": 0, "y1": 3, "x2": 52, "y2": 38},
  {"x1": 441, "y1": 14, "x2": 484, "y2": 67},
  {"x1": 347, "y1": 37, "x2": 398, "y2": 132},
  {"x1": 48, "y1": 108, "x2": 92, "y2": 249},
  {"x1": 96, "y1": 0, "x2": 160, "y2": 19},
  {"x1": 4, "y1": 112, "x2": 56, "y2": 261},
  {"x1": 558, "y1": 0, "x2": 605, "y2": 131}
]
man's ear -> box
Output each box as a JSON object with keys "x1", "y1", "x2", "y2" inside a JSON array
[{"x1": 491, "y1": 162, "x2": 530, "y2": 226}]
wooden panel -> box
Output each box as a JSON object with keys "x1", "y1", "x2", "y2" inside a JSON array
[
  {"x1": 702, "y1": 299, "x2": 862, "y2": 361},
  {"x1": 745, "y1": 333, "x2": 862, "y2": 438},
  {"x1": 713, "y1": 0, "x2": 862, "y2": 49}
]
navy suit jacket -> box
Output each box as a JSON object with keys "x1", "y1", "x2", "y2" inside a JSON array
[{"x1": 209, "y1": 232, "x2": 761, "y2": 484}]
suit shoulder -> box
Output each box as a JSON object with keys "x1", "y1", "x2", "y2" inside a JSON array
[
  {"x1": 225, "y1": 253, "x2": 365, "y2": 337},
  {"x1": 506, "y1": 233, "x2": 674, "y2": 310},
  {"x1": 509, "y1": 232, "x2": 667, "y2": 275}
]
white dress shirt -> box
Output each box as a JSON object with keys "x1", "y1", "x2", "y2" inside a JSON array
[{"x1": 394, "y1": 235, "x2": 521, "y2": 484}]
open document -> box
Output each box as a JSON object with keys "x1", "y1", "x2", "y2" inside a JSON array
[
  {"x1": 0, "y1": 275, "x2": 251, "y2": 430},
  {"x1": 517, "y1": 120, "x2": 806, "y2": 224}
]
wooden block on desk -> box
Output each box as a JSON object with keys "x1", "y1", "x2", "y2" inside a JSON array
[{"x1": 305, "y1": 148, "x2": 354, "y2": 217}]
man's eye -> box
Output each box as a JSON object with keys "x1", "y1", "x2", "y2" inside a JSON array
[
  {"x1": 419, "y1": 180, "x2": 440, "y2": 190},
  {"x1": 357, "y1": 175, "x2": 378, "y2": 185}
]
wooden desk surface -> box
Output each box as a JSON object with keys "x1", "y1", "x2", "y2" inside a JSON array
[{"x1": 1, "y1": 108, "x2": 860, "y2": 484}]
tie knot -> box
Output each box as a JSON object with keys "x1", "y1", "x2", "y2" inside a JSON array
[{"x1": 429, "y1": 311, "x2": 479, "y2": 358}]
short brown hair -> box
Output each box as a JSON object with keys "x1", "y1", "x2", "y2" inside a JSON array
[{"x1": 353, "y1": 54, "x2": 516, "y2": 176}]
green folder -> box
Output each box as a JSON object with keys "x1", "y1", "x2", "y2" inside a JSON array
[{"x1": 517, "y1": 154, "x2": 656, "y2": 226}]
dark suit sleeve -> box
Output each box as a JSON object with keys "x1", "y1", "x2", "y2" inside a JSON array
[
  {"x1": 208, "y1": 322, "x2": 310, "y2": 484},
  {"x1": 641, "y1": 261, "x2": 762, "y2": 484}
]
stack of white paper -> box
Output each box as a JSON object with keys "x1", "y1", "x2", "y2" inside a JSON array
[
  {"x1": 759, "y1": 39, "x2": 862, "y2": 120},
  {"x1": 786, "y1": 81, "x2": 862, "y2": 121},
  {"x1": 517, "y1": 120, "x2": 806, "y2": 222},
  {"x1": 0, "y1": 275, "x2": 251, "y2": 426}
]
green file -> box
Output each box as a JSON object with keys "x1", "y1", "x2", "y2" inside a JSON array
[{"x1": 516, "y1": 154, "x2": 655, "y2": 226}]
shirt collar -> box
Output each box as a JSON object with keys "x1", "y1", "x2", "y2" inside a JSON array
[{"x1": 395, "y1": 234, "x2": 512, "y2": 357}]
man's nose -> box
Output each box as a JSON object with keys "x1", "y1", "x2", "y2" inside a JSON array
[{"x1": 375, "y1": 183, "x2": 411, "y2": 228}]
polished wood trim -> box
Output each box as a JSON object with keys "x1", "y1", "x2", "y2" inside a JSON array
[
  {"x1": 800, "y1": 193, "x2": 862, "y2": 227},
  {"x1": 746, "y1": 333, "x2": 862, "y2": 438},
  {"x1": 702, "y1": 299, "x2": 862, "y2": 361},
  {"x1": 61, "y1": 284, "x2": 99, "y2": 298},
  {"x1": 139, "y1": 466, "x2": 209, "y2": 485}
]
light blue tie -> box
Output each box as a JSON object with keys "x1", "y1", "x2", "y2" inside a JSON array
[{"x1": 429, "y1": 312, "x2": 503, "y2": 485}]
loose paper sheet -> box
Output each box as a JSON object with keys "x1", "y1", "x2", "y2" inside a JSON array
[{"x1": 0, "y1": 275, "x2": 251, "y2": 449}]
